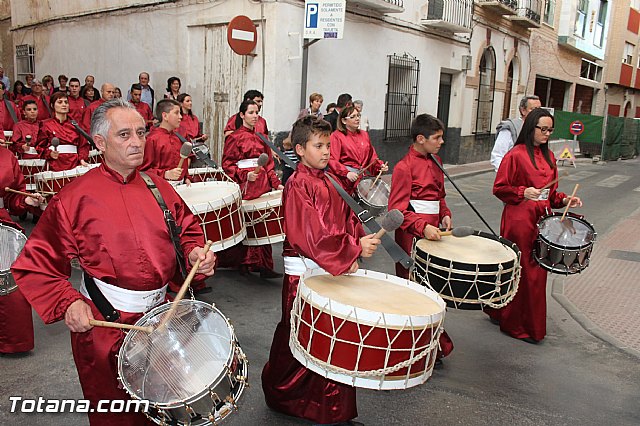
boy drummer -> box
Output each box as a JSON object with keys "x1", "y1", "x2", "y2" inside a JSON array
[
  {"x1": 387, "y1": 113, "x2": 454, "y2": 362},
  {"x1": 261, "y1": 115, "x2": 379, "y2": 425}
]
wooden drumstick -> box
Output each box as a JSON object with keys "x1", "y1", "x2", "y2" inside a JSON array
[
  {"x1": 367, "y1": 162, "x2": 387, "y2": 196},
  {"x1": 4, "y1": 187, "x2": 44, "y2": 198},
  {"x1": 356, "y1": 158, "x2": 379, "y2": 176},
  {"x1": 561, "y1": 184, "x2": 579, "y2": 221},
  {"x1": 157, "y1": 240, "x2": 213, "y2": 329},
  {"x1": 542, "y1": 171, "x2": 569, "y2": 190},
  {"x1": 89, "y1": 319, "x2": 153, "y2": 334}
]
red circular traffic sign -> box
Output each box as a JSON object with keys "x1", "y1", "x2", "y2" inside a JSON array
[
  {"x1": 227, "y1": 16, "x2": 257, "y2": 55},
  {"x1": 569, "y1": 120, "x2": 584, "y2": 136}
]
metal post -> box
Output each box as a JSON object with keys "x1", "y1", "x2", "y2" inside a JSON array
[{"x1": 300, "y1": 38, "x2": 320, "y2": 110}]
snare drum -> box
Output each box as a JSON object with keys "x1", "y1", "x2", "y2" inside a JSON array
[
  {"x1": 175, "y1": 181, "x2": 246, "y2": 252},
  {"x1": 34, "y1": 163, "x2": 101, "y2": 194},
  {"x1": 411, "y1": 232, "x2": 521, "y2": 310},
  {"x1": 290, "y1": 268, "x2": 445, "y2": 390},
  {"x1": 534, "y1": 212, "x2": 596, "y2": 275},
  {"x1": 189, "y1": 167, "x2": 232, "y2": 183},
  {"x1": 0, "y1": 223, "x2": 27, "y2": 296},
  {"x1": 241, "y1": 190, "x2": 284, "y2": 246},
  {"x1": 118, "y1": 300, "x2": 248, "y2": 425},
  {"x1": 355, "y1": 177, "x2": 389, "y2": 217},
  {"x1": 18, "y1": 159, "x2": 47, "y2": 192}
]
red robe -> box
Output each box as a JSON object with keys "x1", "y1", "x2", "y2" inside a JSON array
[
  {"x1": 67, "y1": 95, "x2": 88, "y2": 123},
  {"x1": 388, "y1": 146, "x2": 453, "y2": 358},
  {"x1": 262, "y1": 163, "x2": 363, "y2": 424},
  {"x1": 36, "y1": 116, "x2": 89, "y2": 171},
  {"x1": 21, "y1": 94, "x2": 51, "y2": 122},
  {"x1": 177, "y1": 112, "x2": 202, "y2": 140},
  {"x1": 12, "y1": 164, "x2": 204, "y2": 426},
  {"x1": 222, "y1": 125, "x2": 281, "y2": 270},
  {"x1": 81, "y1": 98, "x2": 105, "y2": 132},
  {"x1": 139, "y1": 126, "x2": 191, "y2": 182},
  {"x1": 329, "y1": 129, "x2": 383, "y2": 178},
  {"x1": 0, "y1": 147, "x2": 34, "y2": 354},
  {"x1": 0, "y1": 98, "x2": 19, "y2": 130},
  {"x1": 10, "y1": 119, "x2": 40, "y2": 159},
  {"x1": 132, "y1": 100, "x2": 153, "y2": 129},
  {"x1": 487, "y1": 144, "x2": 566, "y2": 341},
  {"x1": 224, "y1": 113, "x2": 268, "y2": 137}
]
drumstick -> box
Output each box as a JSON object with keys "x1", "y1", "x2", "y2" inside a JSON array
[
  {"x1": 157, "y1": 240, "x2": 213, "y2": 329},
  {"x1": 437, "y1": 226, "x2": 475, "y2": 237},
  {"x1": 561, "y1": 184, "x2": 579, "y2": 221},
  {"x1": 51, "y1": 137, "x2": 60, "y2": 152},
  {"x1": 356, "y1": 158, "x2": 379, "y2": 176},
  {"x1": 372, "y1": 209, "x2": 404, "y2": 239},
  {"x1": 177, "y1": 141, "x2": 193, "y2": 169},
  {"x1": 366, "y1": 162, "x2": 387, "y2": 197},
  {"x1": 4, "y1": 187, "x2": 44, "y2": 198},
  {"x1": 89, "y1": 319, "x2": 153, "y2": 334},
  {"x1": 542, "y1": 171, "x2": 569, "y2": 190}
]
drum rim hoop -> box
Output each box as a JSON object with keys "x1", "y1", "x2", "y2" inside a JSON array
[
  {"x1": 176, "y1": 181, "x2": 242, "y2": 213},
  {"x1": 414, "y1": 232, "x2": 520, "y2": 265}
]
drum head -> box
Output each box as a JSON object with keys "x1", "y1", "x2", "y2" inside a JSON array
[
  {"x1": 0, "y1": 224, "x2": 27, "y2": 271},
  {"x1": 356, "y1": 178, "x2": 389, "y2": 208},
  {"x1": 415, "y1": 235, "x2": 516, "y2": 265},
  {"x1": 538, "y1": 215, "x2": 595, "y2": 248},
  {"x1": 118, "y1": 300, "x2": 234, "y2": 407},
  {"x1": 242, "y1": 190, "x2": 283, "y2": 211},
  {"x1": 175, "y1": 181, "x2": 240, "y2": 213}
]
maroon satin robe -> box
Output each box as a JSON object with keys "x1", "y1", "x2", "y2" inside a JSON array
[
  {"x1": 10, "y1": 119, "x2": 41, "y2": 159},
  {"x1": 262, "y1": 163, "x2": 364, "y2": 424},
  {"x1": 0, "y1": 147, "x2": 34, "y2": 354},
  {"x1": 20, "y1": 94, "x2": 51, "y2": 122},
  {"x1": 81, "y1": 98, "x2": 105, "y2": 132},
  {"x1": 67, "y1": 95, "x2": 88, "y2": 123},
  {"x1": 487, "y1": 144, "x2": 566, "y2": 341},
  {"x1": 222, "y1": 125, "x2": 281, "y2": 271},
  {"x1": 0, "y1": 98, "x2": 19, "y2": 130},
  {"x1": 177, "y1": 112, "x2": 202, "y2": 140},
  {"x1": 132, "y1": 101, "x2": 153, "y2": 128},
  {"x1": 224, "y1": 113, "x2": 268, "y2": 137},
  {"x1": 12, "y1": 164, "x2": 204, "y2": 426},
  {"x1": 329, "y1": 129, "x2": 383, "y2": 178},
  {"x1": 36, "y1": 116, "x2": 89, "y2": 171},
  {"x1": 388, "y1": 146, "x2": 454, "y2": 358},
  {"x1": 139, "y1": 126, "x2": 190, "y2": 182}
]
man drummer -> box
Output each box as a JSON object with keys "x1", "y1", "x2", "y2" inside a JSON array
[
  {"x1": 12, "y1": 98, "x2": 215, "y2": 426},
  {"x1": 387, "y1": 113, "x2": 454, "y2": 363},
  {"x1": 262, "y1": 115, "x2": 379, "y2": 425}
]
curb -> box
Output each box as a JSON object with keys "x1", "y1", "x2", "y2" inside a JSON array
[{"x1": 551, "y1": 277, "x2": 640, "y2": 360}]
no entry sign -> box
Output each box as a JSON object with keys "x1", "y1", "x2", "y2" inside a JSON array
[
  {"x1": 227, "y1": 16, "x2": 257, "y2": 55},
  {"x1": 569, "y1": 120, "x2": 584, "y2": 136}
]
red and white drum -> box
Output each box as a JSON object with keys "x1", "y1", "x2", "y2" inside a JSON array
[
  {"x1": 241, "y1": 190, "x2": 284, "y2": 246},
  {"x1": 175, "y1": 181, "x2": 246, "y2": 253},
  {"x1": 290, "y1": 268, "x2": 446, "y2": 390},
  {"x1": 88, "y1": 149, "x2": 103, "y2": 164},
  {"x1": 18, "y1": 159, "x2": 47, "y2": 192},
  {"x1": 189, "y1": 167, "x2": 232, "y2": 183},
  {"x1": 34, "y1": 163, "x2": 101, "y2": 194}
]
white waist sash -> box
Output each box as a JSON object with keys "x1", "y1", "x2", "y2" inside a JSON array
[
  {"x1": 80, "y1": 275, "x2": 167, "y2": 313},
  {"x1": 409, "y1": 200, "x2": 440, "y2": 215},
  {"x1": 49, "y1": 144, "x2": 78, "y2": 154},
  {"x1": 237, "y1": 158, "x2": 259, "y2": 169},
  {"x1": 283, "y1": 256, "x2": 322, "y2": 276}
]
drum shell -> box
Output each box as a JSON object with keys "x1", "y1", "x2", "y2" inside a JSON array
[
  {"x1": 18, "y1": 159, "x2": 47, "y2": 191},
  {"x1": 355, "y1": 178, "x2": 389, "y2": 217},
  {"x1": 0, "y1": 271, "x2": 18, "y2": 296},
  {"x1": 412, "y1": 232, "x2": 520, "y2": 310},
  {"x1": 241, "y1": 191, "x2": 284, "y2": 246},
  {"x1": 534, "y1": 212, "x2": 596, "y2": 275}
]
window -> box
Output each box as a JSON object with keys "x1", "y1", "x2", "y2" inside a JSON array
[
  {"x1": 633, "y1": 0, "x2": 640, "y2": 10},
  {"x1": 475, "y1": 47, "x2": 496, "y2": 134},
  {"x1": 15, "y1": 44, "x2": 35, "y2": 80},
  {"x1": 593, "y1": 0, "x2": 607, "y2": 47},
  {"x1": 580, "y1": 59, "x2": 602, "y2": 82},
  {"x1": 574, "y1": 0, "x2": 588, "y2": 38},
  {"x1": 384, "y1": 54, "x2": 420, "y2": 140},
  {"x1": 623, "y1": 43, "x2": 634, "y2": 64},
  {"x1": 544, "y1": 0, "x2": 555, "y2": 26}
]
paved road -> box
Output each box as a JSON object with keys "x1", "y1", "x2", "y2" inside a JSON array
[{"x1": 1, "y1": 158, "x2": 639, "y2": 425}]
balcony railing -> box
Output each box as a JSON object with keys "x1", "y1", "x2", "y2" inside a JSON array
[
  {"x1": 349, "y1": 0, "x2": 404, "y2": 13},
  {"x1": 509, "y1": 0, "x2": 541, "y2": 28},
  {"x1": 421, "y1": 0, "x2": 474, "y2": 33},
  {"x1": 477, "y1": 0, "x2": 518, "y2": 16}
]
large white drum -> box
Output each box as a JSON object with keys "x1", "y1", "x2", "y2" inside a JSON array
[
  {"x1": 18, "y1": 159, "x2": 47, "y2": 192},
  {"x1": 34, "y1": 163, "x2": 101, "y2": 194}
]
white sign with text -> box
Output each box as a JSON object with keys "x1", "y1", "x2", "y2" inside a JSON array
[{"x1": 303, "y1": 0, "x2": 346, "y2": 39}]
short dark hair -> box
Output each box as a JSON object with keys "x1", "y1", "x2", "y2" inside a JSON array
[
  {"x1": 69, "y1": 78, "x2": 80, "y2": 85},
  {"x1": 336, "y1": 93, "x2": 352, "y2": 109},
  {"x1": 325, "y1": 102, "x2": 337, "y2": 113},
  {"x1": 166, "y1": 76, "x2": 181, "y2": 93},
  {"x1": 411, "y1": 114, "x2": 445, "y2": 142},
  {"x1": 155, "y1": 98, "x2": 180, "y2": 121},
  {"x1": 49, "y1": 91, "x2": 68, "y2": 110},
  {"x1": 130, "y1": 83, "x2": 143, "y2": 92},
  {"x1": 235, "y1": 99, "x2": 258, "y2": 129},
  {"x1": 58, "y1": 74, "x2": 68, "y2": 83},
  {"x1": 22, "y1": 99, "x2": 37, "y2": 109},
  {"x1": 243, "y1": 89, "x2": 263, "y2": 101},
  {"x1": 291, "y1": 115, "x2": 332, "y2": 157}
]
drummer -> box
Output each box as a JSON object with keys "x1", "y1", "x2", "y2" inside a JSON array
[
  {"x1": 387, "y1": 113, "x2": 454, "y2": 363},
  {"x1": 35, "y1": 92, "x2": 90, "y2": 171},
  {"x1": 329, "y1": 104, "x2": 388, "y2": 190},
  {"x1": 262, "y1": 115, "x2": 379, "y2": 425},
  {"x1": 486, "y1": 108, "x2": 582, "y2": 344},
  {"x1": 222, "y1": 99, "x2": 284, "y2": 279},
  {"x1": 12, "y1": 99, "x2": 215, "y2": 426},
  {"x1": 10, "y1": 99, "x2": 41, "y2": 159}
]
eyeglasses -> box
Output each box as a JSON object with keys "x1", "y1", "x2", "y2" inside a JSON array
[
  {"x1": 346, "y1": 114, "x2": 361, "y2": 120},
  {"x1": 535, "y1": 126, "x2": 554, "y2": 134}
]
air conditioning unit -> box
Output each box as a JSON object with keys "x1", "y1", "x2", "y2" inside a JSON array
[{"x1": 461, "y1": 55, "x2": 472, "y2": 70}]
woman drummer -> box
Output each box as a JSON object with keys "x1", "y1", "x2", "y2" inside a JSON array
[
  {"x1": 0, "y1": 145, "x2": 45, "y2": 354},
  {"x1": 177, "y1": 93, "x2": 208, "y2": 143},
  {"x1": 36, "y1": 92, "x2": 90, "y2": 172},
  {"x1": 222, "y1": 99, "x2": 283, "y2": 279},
  {"x1": 486, "y1": 108, "x2": 582, "y2": 344},
  {"x1": 329, "y1": 105, "x2": 388, "y2": 189}
]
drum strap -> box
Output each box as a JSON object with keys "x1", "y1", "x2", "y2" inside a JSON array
[
  {"x1": 175, "y1": 132, "x2": 219, "y2": 168},
  {"x1": 256, "y1": 132, "x2": 296, "y2": 169},
  {"x1": 139, "y1": 172, "x2": 189, "y2": 279},
  {"x1": 4, "y1": 98, "x2": 18, "y2": 124},
  {"x1": 83, "y1": 270, "x2": 120, "y2": 322},
  {"x1": 325, "y1": 174, "x2": 413, "y2": 270},
  {"x1": 70, "y1": 119, "x2": 97, "y2": 149}
]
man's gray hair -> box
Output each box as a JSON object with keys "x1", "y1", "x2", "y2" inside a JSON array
[
  {"x1": 353, "y1": 100, "x2": 363, "y2": 108},
  {"x1": 90, "y1": 98, "x2": 141, "y2": 139},
  {"x1": 519, "y1": 95, "x2": 540, "y2": 113}
]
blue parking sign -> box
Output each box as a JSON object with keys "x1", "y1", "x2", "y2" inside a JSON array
[{"x1": 305, "y1": 3, "x2": 319, "y2": 28}]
